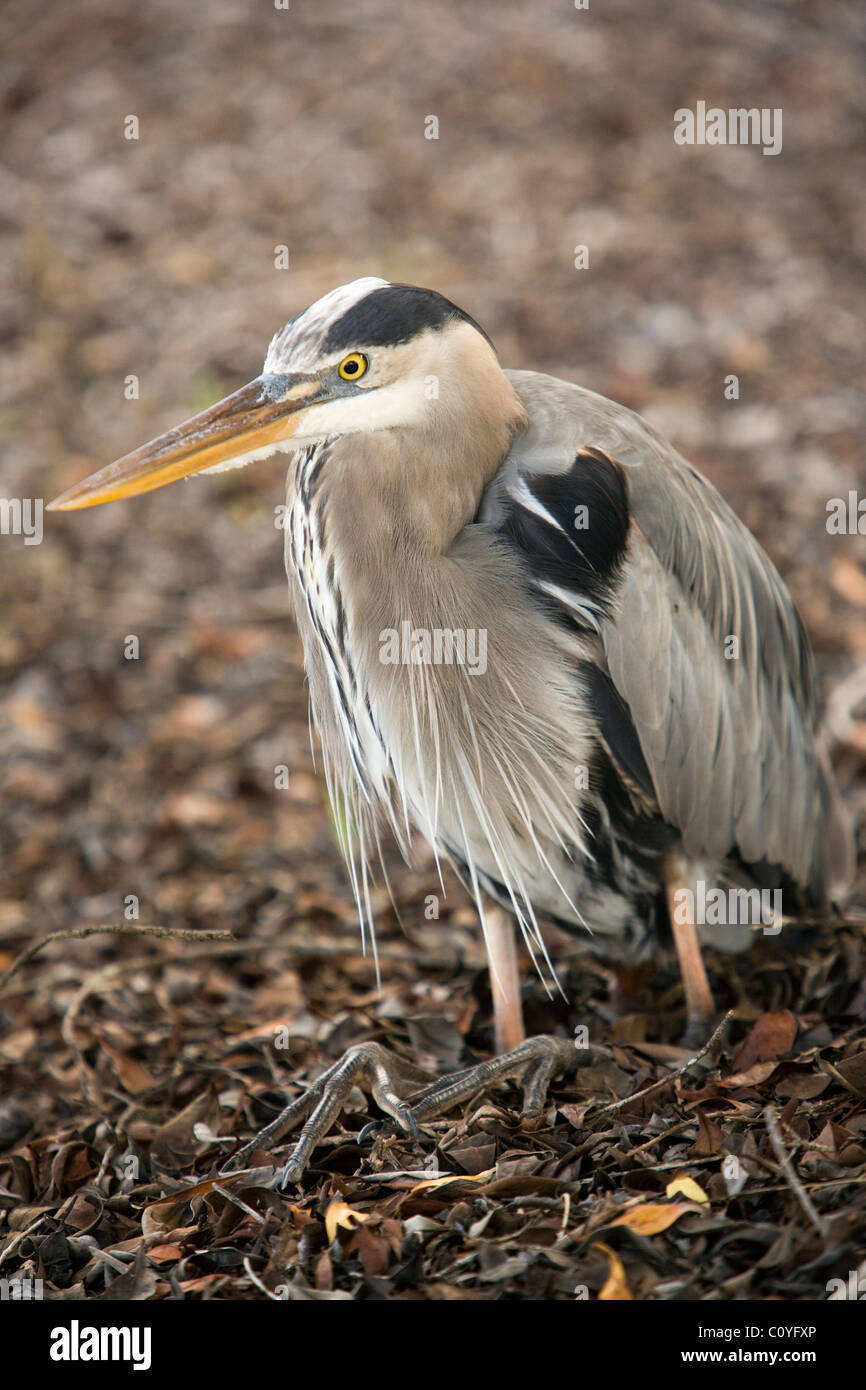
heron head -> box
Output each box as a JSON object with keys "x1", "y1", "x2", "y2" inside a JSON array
[{"x1": 48, "y1": 278, "x2": 517, "y2": 511}]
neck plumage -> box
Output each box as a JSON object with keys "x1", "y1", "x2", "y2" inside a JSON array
[{"x1": 284, "y1": 360, "x2": 587, "y2": 968}]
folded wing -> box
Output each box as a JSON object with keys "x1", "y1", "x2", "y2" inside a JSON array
[{"x1": 485, "y1": 370, "x2": 852, "y2": 903}]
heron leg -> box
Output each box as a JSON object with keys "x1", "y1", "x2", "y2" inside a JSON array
[
  {"x1": 484, "y1": 907, "x2": 525, "y2": 1054},
  {"x1": 664, "y1": 860, "x2": 716, "y2": 1047}
]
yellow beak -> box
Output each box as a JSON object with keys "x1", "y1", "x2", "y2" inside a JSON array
[{"x1": 47, "y1": 375, "x2": 320, "y2": 511}]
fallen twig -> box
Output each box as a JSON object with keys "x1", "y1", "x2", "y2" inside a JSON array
[
  {"x1": 592, "y1": 1010, "x2": 732, "y2": 1117},
  {"x1": 0, "y1": 923, "x2": 235, "y2": 995},
  {"x1": 764, "y1": 1103, "x2": 827, "y2": 1236}
]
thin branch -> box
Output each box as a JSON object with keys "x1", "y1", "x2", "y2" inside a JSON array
[
  {"x1": 242, "y1": 1256, "x2": 283, "y2": 1301},
  {"x1": 0, "y1": 923, "x2": 235, "y2": 995},
  {"x1": 592, "y1": 1010, "x2": 732, "y2": 1117},
  {"x1": 764, "y1": 1104, "x2": 827, "y2": 1236}
]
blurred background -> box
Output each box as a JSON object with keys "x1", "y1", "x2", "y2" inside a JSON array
[{"x1": 2, "y1": 0, "x2": 865, "y2": 1009}]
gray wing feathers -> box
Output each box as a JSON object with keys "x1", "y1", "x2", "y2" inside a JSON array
[{"x1": 504, "y1": 369, "x2": 853, "y2": 902}]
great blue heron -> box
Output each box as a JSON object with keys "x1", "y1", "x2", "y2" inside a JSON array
[{"x1": 49, "y1": 277, "x2": 853, "y2": 1183}]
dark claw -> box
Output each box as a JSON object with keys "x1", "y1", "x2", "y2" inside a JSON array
[
  {"x1": 357, "y1": 1119, "x2": 382, "y2": 1145},
  {"x1": 280, "y1": 1155, "x2": 303, "y2": 1188},
  {"x1": 398, "y1": 1105, "x2": 421, "y2": 1141}
]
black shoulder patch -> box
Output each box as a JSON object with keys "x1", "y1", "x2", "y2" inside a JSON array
[
  {"x1": 499, "y1": 447, "x2": 631, "y2": 624},
  {"x1": 323, "y1": 284, "x2": 493, "y2": 353}
]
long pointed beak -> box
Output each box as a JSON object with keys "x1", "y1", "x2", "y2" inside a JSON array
[{"x1": 47, "y1": 374, "x2": 320, "y2": 511}]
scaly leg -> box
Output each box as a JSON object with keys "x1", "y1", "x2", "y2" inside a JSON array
[
  {"x1": 664, "y1": 857, "x2": 716, "y2": 1048},
  {"x1": 484, "y1": 907, "x2": 525, "y2": 1055}
]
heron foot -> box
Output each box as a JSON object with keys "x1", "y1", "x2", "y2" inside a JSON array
[
  {"x1": 222, "y1": 1034, "x2": 598, "y2": 1187},
  {"x1": 221, "y1": 1041, "x2": 434, "y2": 1186},
  {"x1": 406, "y1": 1034, "x2": 587, "y2": 1123}
]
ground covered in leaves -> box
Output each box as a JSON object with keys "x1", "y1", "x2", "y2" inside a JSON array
[
  {"x1": 2, "y1": 916, "x2": 866, "y2": 1300},
  {"x1": 2, "y1": 0, "x2": 866, "y2": 1299}
]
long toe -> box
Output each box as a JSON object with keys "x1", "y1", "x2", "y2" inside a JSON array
[
  {"x1": 224, "y1": 1042, "x2": 435, "y2": 1186},
  {"x1": 407, "y1": 1034, "x2": 598, "y2": 1126},
  {"x1": 228, "y1": 1034, "x2": 607, "y2": 1186}
]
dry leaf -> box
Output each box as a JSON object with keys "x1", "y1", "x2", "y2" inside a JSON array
[
  {"x1": 611, "y1": 1201, "x2": 702, "y2": 1235},
  {"x1": 408, "y1": 1169, "x2": 495, "y2": 1196},
  {"x1": 99, "y1": 1039, "x2": 157, "y2": 1094},
  {"x1": 774, "y1": 1070, "x2": 830, "y2": 1100},
  {"x1": 731, "y1": 1010, "x2": 797, "y2": 1073},
  {"x1": 325, "y1": 1199, "x2": 372, "y2": 1244},
  {"x1": 147, "y1": 1243, "x2": 183, "y2": 1263},
  {"x1": 833, "y1": 1050, "x2": 866, "y2": 1096},
  {"x1": 595, "y1": 1242, "x2": 633, "y2": 1300},
  {"x1": 354, "y1": 1223, "x2": 391, "y2": 1276},
  {"x1": 666, "y1": 1173, "x2": 709, "y2": 1205},
  {"x1": 717, "y1": 1060, "x2": 779, "y2": 1089}
]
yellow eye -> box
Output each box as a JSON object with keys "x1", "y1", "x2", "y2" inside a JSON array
[{"x1": 338, "y1": 352, "x2": 368, "y2": 381}]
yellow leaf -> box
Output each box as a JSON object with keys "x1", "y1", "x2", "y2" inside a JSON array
[
  {"x1": 325, "y1": 1199, "x2": 371, "y2": 1244},
  {"x1": 594, "y1": 1242, "x2": 633, "y2": 1300},
  {"x1": 665, "y1": 1173, "x2": 710, "y2": 1205},
  {"x1": 611, "y1": 1201, "x2": 700, "y2": 1235},
  {"x1": 407, "y1": 1170, "x2": 495, "y2": 1196}
]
